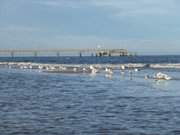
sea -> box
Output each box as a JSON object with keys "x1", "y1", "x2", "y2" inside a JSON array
[{"x1": 1, "y1": 55, "x2": 180, "y2": 135}]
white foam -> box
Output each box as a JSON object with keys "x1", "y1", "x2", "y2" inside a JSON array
[
  {"x1": 1, "y1": 62, "x2": 180, "y2": 71},
  {"x1": 150, "y1": 63, "x2": 180, "y2": 69}
]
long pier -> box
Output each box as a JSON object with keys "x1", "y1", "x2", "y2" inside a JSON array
[{"x1": 0, "y1": 48, "x2": 131, "y2": 57}]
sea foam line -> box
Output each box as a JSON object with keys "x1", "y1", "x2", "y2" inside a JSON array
[{"x1": 1, "y1": 62, "x2": 180, "y2": 71}]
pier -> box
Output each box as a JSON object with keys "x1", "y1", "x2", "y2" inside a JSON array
[{"x1": 0, "y1": 48, "x2": 132, "y2": 57}]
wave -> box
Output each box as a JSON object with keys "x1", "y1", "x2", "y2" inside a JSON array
[{"x1": 1, "y1": 62, "x2": 180, "y2": 70}]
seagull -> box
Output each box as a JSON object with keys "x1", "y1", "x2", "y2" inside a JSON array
[
  {"x1": 90, "y1": 65, "x2": 98, "y2": 74},
  {"x1": 144, "y1": 74, "x2": 150, "y2": 79},
  {"x1": 49, "y1": 66, "x2": 56, "y2": 70},
  {"x1": 73, "y1": 67, "x2": 77, "y2": 72},
  {"x1": 46, "y1": 66, "x2": 49, "y2": 70},
  {"x1": 29, "y1": 65, "x2": 33, "y2": 69},
  {"x1": 38, "y1": 65, "x2": 43, "y2": 70},
  {"x1": 119, "y1": 65, "x2": 126, "y2": 75},
  {"x1": 105, "y1": 68, "x2": 113, "y2": 74},
  {"x1": 154, "y1": 72, "x2": 172, "y2": 80},
  {"x1": 120, "y1": 65, "x2": 125, "y2": 70},
  {"x1": 134, "y1": 68, "x2": 139, "y2": 72}
]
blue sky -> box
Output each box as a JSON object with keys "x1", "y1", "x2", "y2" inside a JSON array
[{"x1": 0, "y1": 0, "x2": 180, "y2": 54}]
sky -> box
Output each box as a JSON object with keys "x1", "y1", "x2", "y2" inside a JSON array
[{"x1": 0, "y1": 0, "x2": 180, "y2": 55}]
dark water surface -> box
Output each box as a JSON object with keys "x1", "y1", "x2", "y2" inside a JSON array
[
  {"x1": 1, "y1": 56, "x2": 180, "y2": 135},
  {"x1": 0, "y1": 55, "x2": 180, "y2": 64},
  {"x1": 0, "y1": 68, "x2": 180, "y2": 135}
]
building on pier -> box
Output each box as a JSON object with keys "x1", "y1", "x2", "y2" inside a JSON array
[{"x1": 96, "y1": 49, "x2": 130, "y2": 57}]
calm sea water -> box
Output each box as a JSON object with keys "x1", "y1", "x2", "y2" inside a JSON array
[
  {"x1": 1, "y1": 56, "x2": 180, "y2": 135},
  {"x1": 0, "y1": 55, "x2": 180, "y2": 64}
]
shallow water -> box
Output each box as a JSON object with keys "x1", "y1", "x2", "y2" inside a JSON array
[{"x1": 0, "y1": 68, "x2": 180, "y2": 135}]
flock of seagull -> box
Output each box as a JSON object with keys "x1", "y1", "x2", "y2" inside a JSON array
[{"x1": 0, "y1": 62, "x2": 172, "y2": 80}]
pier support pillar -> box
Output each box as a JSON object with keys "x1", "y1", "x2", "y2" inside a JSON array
[
  {"x1": 34, "y1": 52, "x2": 38, "y2": 57},
  {"x1": 56, "y1": 52, "x2": 60, "y2": 57},
  {"x1": 95, "y1": 53, "x2": 98, "y2": 57},
  {"x1": 11, "y1": 51, "x2": 14, "y2": 58},
  {"x1": 99, "y1": 52, "x2": 102, "y2": 57},
  {"x1": 79, "y1": 52, "x2": 82, "y2": 57}
]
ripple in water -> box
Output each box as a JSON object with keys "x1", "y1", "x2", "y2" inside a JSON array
[{"x1": 0, "y1": 68, "x2": 180, "y2": 135}]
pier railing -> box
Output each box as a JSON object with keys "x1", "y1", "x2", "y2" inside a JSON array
[{"x1": 0, "y1": 48, "x2": 131, "y2": 57}]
